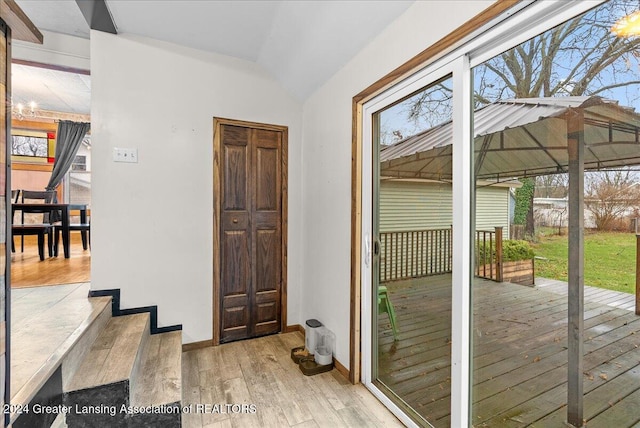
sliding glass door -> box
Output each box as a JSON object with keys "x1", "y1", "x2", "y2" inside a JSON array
[
  {"x1": 471, "y1": 1, "x2": 640, "y2": 425},
  {"x1": 361, "y1": 56, "x2": 465, "y2": 426},
  {"x1": 372, "y1": 76, "x2": 454, "y2": 427},
  {"x1": 360, "y1": 1, "x2": 632, "y2": 426}
]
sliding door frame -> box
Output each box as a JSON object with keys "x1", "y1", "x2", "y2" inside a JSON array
[
  {"x1": 361, "y1": 57, "x2": 460, "y2": 427},
  {"x1": 352, "y1": 0, "x2": 606, "y2": 426}
]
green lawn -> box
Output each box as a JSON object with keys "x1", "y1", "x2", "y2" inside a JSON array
[{"x1": 531, "y1": 231, "x2": 637, "y2": 294}]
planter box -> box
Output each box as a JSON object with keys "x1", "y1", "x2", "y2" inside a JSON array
[
  {"x1": 480, "y1": 259, "x2": 535, "y2": 286},
  {"x1": 501, "y1": 259, "x2": 535, "y2": 286}
]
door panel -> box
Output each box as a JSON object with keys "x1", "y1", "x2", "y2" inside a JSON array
[
  {"x1": 221, "y1": 230, "x2": 249, "y2": 295},
  {"x1": 250, "y1": 129, "x2": 281, "y2": 337},
  {"x1": 255, "y1": 229, "x2": 279, "y2": 292},
  {"x1": 372, "y1": 76, "x2": 454, "y2": 425},
  {"x1": 222, "y1": 126, "x2": 249, "y2": 211},
  {"x1": 219, "y1": 123, "x2": 284, "y2": 342},
  {"x1": 220, "y1": 229, "x2": 250, "y2": 341},
  {"x1": 256, "y1": 148, "x2": 278, "y2": 211}
]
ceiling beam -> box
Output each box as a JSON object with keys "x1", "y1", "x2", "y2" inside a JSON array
[
  {"x1": 75, "y1": 0, "x2": 116, "y2": 34},
  {"x1": 0, "y1": 0, "x2": 43, "y2": 43}
]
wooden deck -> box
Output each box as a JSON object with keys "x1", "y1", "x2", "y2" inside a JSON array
[{"x1": 378, "y1": 275, "x2": 640, "y2": 427}]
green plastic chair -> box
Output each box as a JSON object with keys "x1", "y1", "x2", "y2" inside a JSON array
[{"x1": 378, "y1": 285, "x2": 399, "y2": 341}]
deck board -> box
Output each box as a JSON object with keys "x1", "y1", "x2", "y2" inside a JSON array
[{"x1": 377, "y1": 275, "x2": 640, "y2": 427}]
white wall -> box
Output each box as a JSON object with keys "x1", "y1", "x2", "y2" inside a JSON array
[
  {"x1": 301, "y1": 1, "x2": 494, "y2": 368},
  {"x1": 90, "y1": 31, "x2": 303, "y2": 344}
]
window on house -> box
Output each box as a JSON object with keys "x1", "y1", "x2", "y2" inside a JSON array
[{"x1": 71, "y1": 155, "x2": 87, "y2": 171}]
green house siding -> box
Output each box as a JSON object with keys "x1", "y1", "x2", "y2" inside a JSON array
[
  {"x1": 379, "y1": 181, "x2": 511, "y2": 281},
  {"x1": 379, "y1": 181, "x2": 510, "y2": 234},
  {"x1": 475, "y1": 186, "x2": 510, "y2": 234}
]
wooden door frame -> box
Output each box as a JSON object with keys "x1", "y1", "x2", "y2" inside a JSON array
[{"x1": 213, "y1": 117, "x2": 288, "y2": 346}]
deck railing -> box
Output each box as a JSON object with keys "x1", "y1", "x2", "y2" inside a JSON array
[
  {"x1": 475, "y1": 227, "x2": 503, "y2": 282},
  {"x1": 379, "y1": 228, "x2": 452, "y2": 282},
  {"x1": 379, "y1": 226, "x2": 509, "y2": 283}
]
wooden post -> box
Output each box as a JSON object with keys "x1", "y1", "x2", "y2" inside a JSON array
[
  {"x1": 495, "y1": 226, "x2": 503, "y2": 282},
  {"x1": 636, "y1": 234, "x2": 640, "y2": 316},
  {"x1": 567, "y1": 111, "x2": 584, "y2": 428}
]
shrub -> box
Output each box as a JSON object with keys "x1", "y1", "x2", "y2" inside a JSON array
[
  {"x1": 476, "y1": 239, "x2": 535, "y2": 262},
  {"x1": 502, "y1": 240, "x2": 535, "y2": 261}
]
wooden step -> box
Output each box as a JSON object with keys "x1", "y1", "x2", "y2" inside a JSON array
[
  {"x1": 61, "y1": 300, "x2": 113, "y2": 391},
  {"x1": 11, "y1": 284, "x2": 112, "y2": 406},
  {"x1": 65, "y1": 312, "x2": 150, "y2": 392},
  {"x1": 131, "y1": 330, "x2": 182, "y2": 407},
  {"x1": 62, "y1": 312, "x2": 182, "y2": 427},
  {"x1": 129, "y1": 330, "x2": 183, "y2": 426},
  {"x1": 63, "y1": 313, "x2": 150, "y2": 427}
]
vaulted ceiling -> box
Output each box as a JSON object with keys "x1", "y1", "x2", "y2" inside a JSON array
[{"x1": 13, "y1": 0, "x2": 414, "y2": 113}]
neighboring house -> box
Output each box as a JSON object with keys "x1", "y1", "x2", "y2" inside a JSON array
[
  {"x1": 379, "y1": 179, "x2": 518, "y2": 282},
  {"x1": 534, "y1": 197, "x2": 571, "y2": 228},
  {"x1": 380, "y1": 179, "x2": 517, "y2": 235},
  {"x1": 68, "y1": 138, "x2": 91, "y2": 206},
  {"x1": 69, "y1": 173, "x2": 91, "y2": 207},
  {"x1": 534, "y1": 196, "x2": 640, "y2": 230}
]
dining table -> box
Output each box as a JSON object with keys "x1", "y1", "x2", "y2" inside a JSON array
[{"x1": 11, "y1": 203, "x2": 87, "y2": 259}]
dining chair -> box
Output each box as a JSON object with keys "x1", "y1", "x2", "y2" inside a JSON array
[
  {"x1": 11, "y1": 190, "x2": 56, "y2": 261},
  {"x1": 54, "y1": 207, "x2": 90, "y2": 253}
]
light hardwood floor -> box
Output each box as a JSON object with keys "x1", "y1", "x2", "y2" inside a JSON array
[
  {"x1": 11, "y1": 234, "x2": 90, "y2": 287},
  {"x1": 182, "y1": 332, "x2": 403, "y2": 428}
]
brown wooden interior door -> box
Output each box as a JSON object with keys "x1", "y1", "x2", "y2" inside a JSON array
[{"x1": 220, "y1": 124, "x2": 282, "y2": 343}]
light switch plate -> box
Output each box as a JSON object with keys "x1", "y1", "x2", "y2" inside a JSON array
[{"x1": 113, "y1": 147, "x2": 138, "y2": 163}]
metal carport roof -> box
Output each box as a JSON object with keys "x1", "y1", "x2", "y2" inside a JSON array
[
  {"x1": 380, "y1": 95, "x2": 640, "y2": 426},
  {"x1": 380, "y1": 96, "x2": 640, "y2": 181}
]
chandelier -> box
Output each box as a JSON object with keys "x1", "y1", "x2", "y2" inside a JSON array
[{"x1": 12, "y1": 101, "x2": 38, "y2": 120}]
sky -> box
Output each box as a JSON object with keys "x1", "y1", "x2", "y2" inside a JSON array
[{"x1": 378, "y1": 0, "x2": 640, "y2": 147}]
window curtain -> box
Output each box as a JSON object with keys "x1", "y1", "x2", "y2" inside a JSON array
[{"x1": 45, "y1": 120, "x2": 90, "y2": 196}]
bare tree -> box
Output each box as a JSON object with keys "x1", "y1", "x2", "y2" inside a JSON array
[
  {"x1": 392, "y1": 0, "x2": 640, "y2": 233},
  {"x1": 378, "y1": 76, "x2": 454, "y2": 146},
  {"x1": 585, "y1": 169, "x2": 640, "y2": 230},
  {"x1": 404, "y1": 1, "x2": 640, "y2": 120},
  {"x1": 535, "y1": 174, "x2": 569, "y2": 198},
  {"x1": 405, "y1": 79, "x2": 453, "y2": 128}
]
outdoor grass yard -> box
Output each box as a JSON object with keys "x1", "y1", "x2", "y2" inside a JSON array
[{"x1": 532, "y1": 230, "x2": 637, "y2": 294}]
